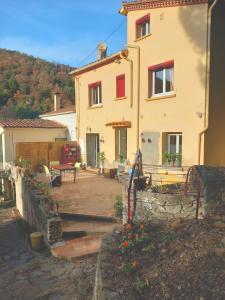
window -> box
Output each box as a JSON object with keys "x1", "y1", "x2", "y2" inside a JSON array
[
  {"x1": 89, "y1": 81, "x2": 102, "y2": 106},
  {"x1": 148, "y1": 61, "x2": 174, "y2": 97},
  {"x1": 136, "y1": 14, "x2": 150, "y2": 39},
  {"x1": 167, "y1": 133, "x2": 182, "y2": 155},
  {"x1": 163, "y1": 133, "x2": 182, "y2": 166},
  {"x1": 55, "y1": 138, "x2": 67, "y2": 142},
  {"x1": 116, "y1": 74, "x2": 125, "y2": 98}
]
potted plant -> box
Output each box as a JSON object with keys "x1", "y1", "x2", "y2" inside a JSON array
[
  {"x1": 97, "y1": 152, "x2": 106, "y2": 175},
  {"x1": 163, "y1": 152, "x2": 182, "y2": 167}
]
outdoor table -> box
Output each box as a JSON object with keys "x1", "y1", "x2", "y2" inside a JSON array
[{"x1": 51, "y1": 164, "x2": 76, "y2": 183}]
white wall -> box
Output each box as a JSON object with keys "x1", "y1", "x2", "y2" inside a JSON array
[
  {"x1": 3, "y1": 127, "x2": 67, "y2": 167},
  {"x1": 41, "y1": 112, "x2": 76, "y2": 141}
]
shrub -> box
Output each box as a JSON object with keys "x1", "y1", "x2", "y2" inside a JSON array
[{"x1": 114, "y1": 195, "x2": 123, "y2": 221}]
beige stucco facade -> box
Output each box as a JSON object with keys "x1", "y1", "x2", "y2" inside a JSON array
[
  {"x1": 72, "y1": 0, "x2": 225, "y2": 168},
  {"x1": 0, "y1": 127, "x2": 67, "y2": 168}
]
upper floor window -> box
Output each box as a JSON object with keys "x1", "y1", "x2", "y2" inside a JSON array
[
  {"x1": 148, "y1": 61, "x2": 174, "y2": 97},
  {"x1": 116, "y1": 74, "x2": 125, "y2": 99},
  {"x1": 88, "y1": 81, "x2": 102, "y2": 106},
  {"x1": 136, "y1": 14, "x2": 150, "y2": 39}
]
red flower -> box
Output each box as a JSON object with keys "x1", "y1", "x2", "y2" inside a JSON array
[
  {"x1": 139, "y1": 224, "x2": 144, "y2": 230},
  {"x1": 135, "y1": 234, "x2": 140, "y2": 240},
  {"x1": 123, "y1": 241, "x2": 129, "y2": 248},
  {"x1": 126, "y1": 223, "x2": 132, "y2": 230}
]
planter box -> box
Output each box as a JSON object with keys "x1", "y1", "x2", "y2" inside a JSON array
[{"x1": 103, "y1": 168, "x2": 117, "y2": 178}]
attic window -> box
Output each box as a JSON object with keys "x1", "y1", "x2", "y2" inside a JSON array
[{"x1": 136, "y1": 14, "x2": 150, "y2": 39}]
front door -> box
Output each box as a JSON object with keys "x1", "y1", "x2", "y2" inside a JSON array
[
  {"x1": 115, "y1": 128, "x2": 127, "y2": 161},
  {"x1": 86, "y1": 134, "x2": 100, "y2": 167}
]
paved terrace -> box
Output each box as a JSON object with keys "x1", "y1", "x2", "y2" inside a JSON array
[
  {"x1": 52, "y1": 171, "x2": 123, "y2": 217},
  {"x1": 50, "y1": 171, "x2": 123, "y2": 261}
]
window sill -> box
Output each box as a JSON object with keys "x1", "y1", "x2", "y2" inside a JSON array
[
  {"x1": 88, "y1": 104, "x2": 103, "y2": 109},
  {"x1": 115, "y1": 96, "x2": 127, "y2": 101},
  {"x1": 135, "y1": 33, "x2": 152, "y2": 42},
  {"x1": 145, "y1": 93, "x2": 176, "y2": 102}
]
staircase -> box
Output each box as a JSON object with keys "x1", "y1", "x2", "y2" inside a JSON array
[{"x1": 51, "y1": 213, "x2": 118, "y2": 261}]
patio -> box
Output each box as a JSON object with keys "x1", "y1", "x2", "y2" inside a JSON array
[
  {"x1": 51, "y1": 170, "x2": 123, "y2": 217},
  {"x1": 50, "y1": 170, "x2": 123, "y2": 260}
]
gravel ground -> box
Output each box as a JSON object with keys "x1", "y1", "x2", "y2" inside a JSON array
[{"x1": 0, "y1": 208, "x2": 97, "y2": 300}]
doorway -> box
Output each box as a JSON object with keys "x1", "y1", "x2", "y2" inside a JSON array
[
  {"x1": 86, "y1": 134, "x2": 100, "y2": 167},
  {"x1": 115, "y1": 128, "x2": 127, "y2": 161}
]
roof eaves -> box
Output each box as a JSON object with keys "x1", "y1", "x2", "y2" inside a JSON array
[
  {"x1": 70, "y1": 52, "x2": 122, "y2": 76},
  {"x1": 122, "y1": 0, "x2": 208, "y2": 11}
]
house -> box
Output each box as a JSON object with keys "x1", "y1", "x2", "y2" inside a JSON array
[
  {"x1": 40, "y1": 92, "x2": 76, "y2": 141},
  {"x1": 71, "y1": 0, "x2": 225, "y2": 168},
  {"x1": 0, "y1": 119, "x2": 67, "y2": 169}
]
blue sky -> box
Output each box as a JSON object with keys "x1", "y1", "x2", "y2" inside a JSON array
[{"x1": 0, "y1": 0, "x2": 127, "y2": 67}]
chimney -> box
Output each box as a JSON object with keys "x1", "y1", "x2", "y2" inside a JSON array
[
  {"x1": 97, "y1": 43, "x2": 107, "y2": 60},
  {"x1": 54, "y1": 92, "x2": 61, "y2": 111}
]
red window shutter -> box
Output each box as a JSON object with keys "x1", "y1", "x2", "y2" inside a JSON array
[{"x1": 116, "y1": 74, "x2": 125, "y2": 98}]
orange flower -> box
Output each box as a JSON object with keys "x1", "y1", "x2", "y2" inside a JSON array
[
  {"x1": 126, "y1": 223, "x2": 132, "y2": 230},
  {"x1": 139, "y1": 224, "x2": 144, "y2": 230},
  {"x1": 132, "y1": 260, "x2": 138, "y2": 268},
  {"x1": 123, "y1": 241, "x2": 129, "y2": 248}
]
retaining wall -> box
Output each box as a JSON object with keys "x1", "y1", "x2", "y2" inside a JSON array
[{"x1": 10, "y1": 166, "x2": 62, "y2": 245}]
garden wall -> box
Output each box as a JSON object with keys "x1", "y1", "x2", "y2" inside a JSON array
[
  {"x1": 121, "y1": 166, "x2": 225, "y2": 223},
  {"x1": 10, "y1": 166, "x2": 62, "y2": 245}
]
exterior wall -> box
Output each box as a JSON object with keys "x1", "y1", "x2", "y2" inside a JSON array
[
  {"x1": 41, "y1": 112, "x2": 76, "y2": 141},
  {"x1": 3, "y1": 127, "x2": 67, "y2": 166},
  {"x1": 205, "y1": 1, "x2": 225, "y2": 166},
  {"x1": 127, "y1": 4, "x2": 208, "y2": 166},
  {"x1": 74, "y1": 3, "x2": 209, "y2": 167},
  {"x1": 76, "y1": 59, "x2": 138, "y2": 165}
]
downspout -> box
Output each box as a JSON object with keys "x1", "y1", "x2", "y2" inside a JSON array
[
  {"x1": 75, "y1": 76, "x2": 81, "y2": 141},
  {"x1": 198, "y1": 0, "x2": 218, "y2": 164},
  {"x1": 126, "y1": 44, "x2": 141, "y2": 150}
]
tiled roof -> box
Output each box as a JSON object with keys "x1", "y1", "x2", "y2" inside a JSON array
[
  {"x1": 41, "y1": 105, "x2": 76, "y2": 116},
  {"x1": 0, "y1": 119, "x2": 66, "y2": 129},
  {"x1": 121, "y1": 0, "x2": 208, "y2": 12}
]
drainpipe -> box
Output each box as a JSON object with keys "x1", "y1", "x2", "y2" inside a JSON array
[
  {"x1": 120, "y1": 50, "x2": 133, "y2": 108},
  {"x1": 126, "y1": 44, "x2": 141, "y2": 150},
  {"x1": 198, "y1": 0, "x2": 218, "y2": 165},
  {"x1": 75, "y1": 76, "x2": 81, "y2": 141}
]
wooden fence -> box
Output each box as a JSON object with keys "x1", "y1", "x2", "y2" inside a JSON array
[{"x1": 16, "y1": 141, "x2": 80, "y2": 170}]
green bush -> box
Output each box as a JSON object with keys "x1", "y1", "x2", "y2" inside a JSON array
[{"x1": 114, "y1": 195, "x2": 123, "y2": 221}]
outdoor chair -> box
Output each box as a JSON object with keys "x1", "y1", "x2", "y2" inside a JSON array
[
  {"x1": 43, "y1": 165, "x2": 61, "y2": 187},
  {"x1": 75, "y1": 162, "x2": 81, "y2": 172}
]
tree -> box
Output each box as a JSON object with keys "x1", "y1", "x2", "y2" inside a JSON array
[{"x1": 15, "y1": 102, "x2": 41, "y2": 119}]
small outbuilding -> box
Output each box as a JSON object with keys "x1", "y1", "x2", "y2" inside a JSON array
[{"x1": 0, "y1": 119, "x2": 67, "y2": 169}]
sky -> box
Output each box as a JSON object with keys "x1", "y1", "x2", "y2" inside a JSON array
[{"x1": 0, "y1": 0, "x2": 127, "y2": 67}]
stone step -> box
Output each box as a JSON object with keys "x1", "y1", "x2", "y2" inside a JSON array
[
  {"x1": 51, "y1": 235, "x2": 103, "y2": 261},
  {"x1": 60, "y1": 212, "x2": 117, "y2": 223},
  {"x1": 62, "y1": 219, "x2": 117, "y2": 235}
]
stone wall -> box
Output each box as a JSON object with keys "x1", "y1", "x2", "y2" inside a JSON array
[
  {"x1": 122, "y1": 189, "x2": 206, "y2": 223},
  {"x1": 121, "y1": 166, "x2": 225, "y2": 223},
  {"x1": 10, "y1": 166, "x2": 62, "y2": 245},
  {"x1": 93, "y1": 232, "x2": 121, "y2": 300}
]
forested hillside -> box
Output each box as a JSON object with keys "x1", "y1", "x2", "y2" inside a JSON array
[{"x1": 0, "y1": 49, "x2": 75, "y2": 119}]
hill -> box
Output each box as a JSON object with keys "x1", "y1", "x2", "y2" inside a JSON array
[{"x1": 0, "y1": 49, "x2": 75, "y2": 119}]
